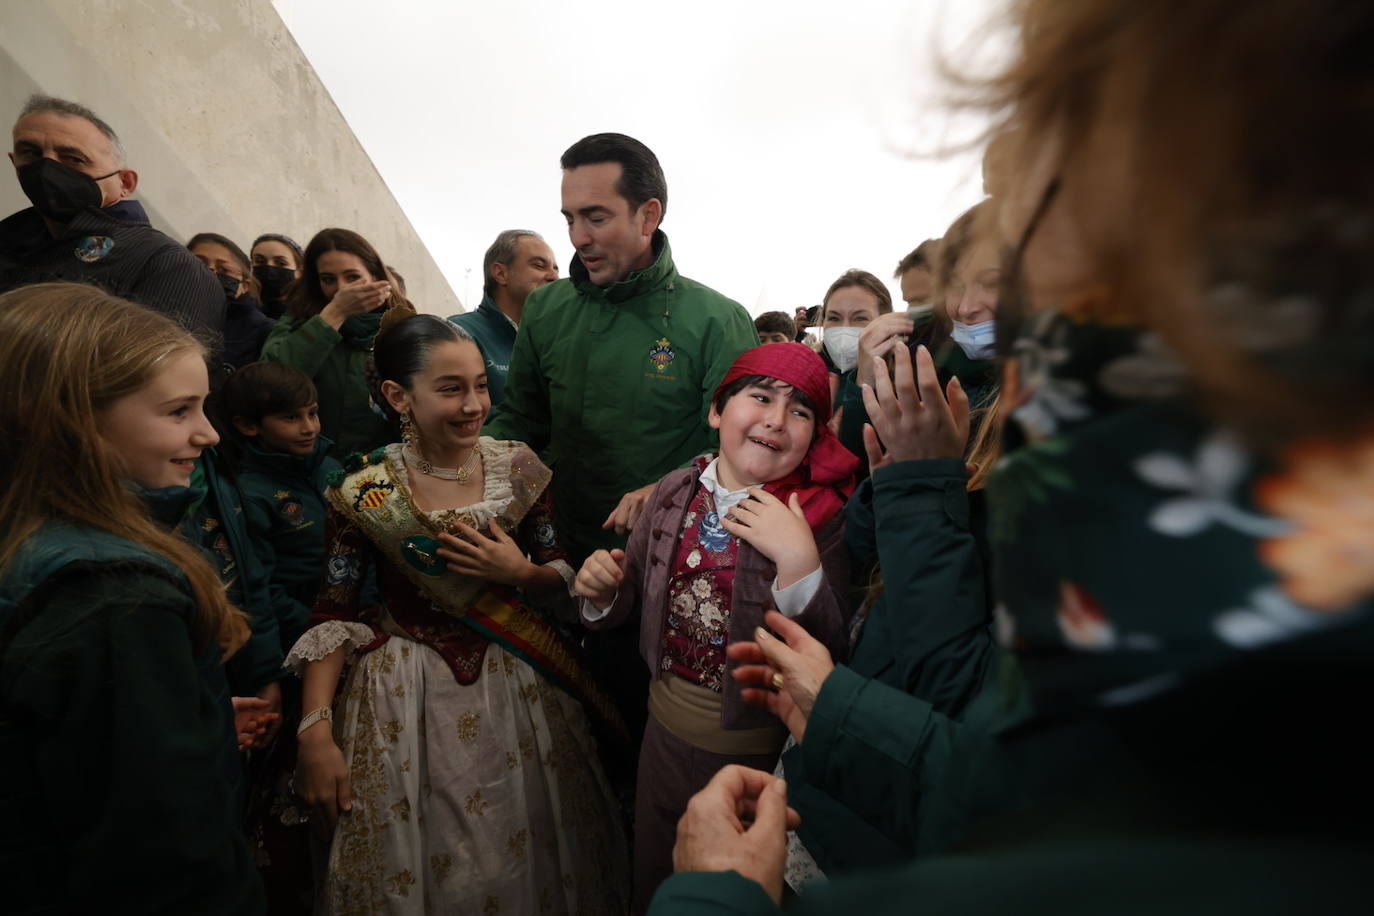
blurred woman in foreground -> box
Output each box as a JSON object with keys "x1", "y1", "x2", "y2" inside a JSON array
[{"x1": 649, "y1": 0, "x2": 1374, "y2": 911}]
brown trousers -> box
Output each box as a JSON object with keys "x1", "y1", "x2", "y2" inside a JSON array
[{"x1": 631, "y1": 714, "x2": 781, "y2": 913}]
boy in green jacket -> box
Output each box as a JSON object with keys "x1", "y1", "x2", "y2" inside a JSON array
[{"x1": 219, "y1": 363, "x2": 341, "y2": 655}]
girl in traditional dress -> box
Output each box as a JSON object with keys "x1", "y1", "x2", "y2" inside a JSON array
[{"x1": 289, "y1": 311, "x2": 629, "y2": 915}]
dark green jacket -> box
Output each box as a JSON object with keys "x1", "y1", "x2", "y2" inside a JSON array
[
  {"x1": 237, "y1": 437, "x2": 341, "y2": 650},
  {"x1": 0, "y1": 523, "x2": 264, "y2": 915},
  {"x1": 260, "y1": 312, "x2": 391, "y2": 460},
  {"x1": 185, "y1": 456, "x2": 283, "y2": 694},
  {"x1": 651, "y1": 615, "x2": 1374, "y2": 914},
  {"x1": 484, "y1": 231, "x2": 758, "y2": 561},
  {"x1": 784, "y1": 459, "x2": 998, "y2": 872},
  {"x1": 449, "y1": 294, "x2": 518, "y2": 406}
]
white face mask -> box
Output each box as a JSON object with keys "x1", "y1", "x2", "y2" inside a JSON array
[
  {"x1": 950, "y1": 320, "x2": 997, "y2": 361},
  {"x1": 823, "y1": 326, "x2": 862, "y2": 373}
]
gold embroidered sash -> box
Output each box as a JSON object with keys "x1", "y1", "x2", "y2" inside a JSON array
[{"x1": 331, "y1": 441, "x2": 626, "y2": 741}]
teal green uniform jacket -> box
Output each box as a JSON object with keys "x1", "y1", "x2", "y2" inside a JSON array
[
  {"x1": 448, "y1": 294, "x2": 517, "y2": 406},
  {"x1": 650, "y1": 616, "x2": 1374, "y2": 914},
  {"x1": 186, "y1": 455, "x2": 283, "y2": 694},
  {"x1": 237, "y1": 437, "x2": 341, "y2": 652},
  {"x1": 484, "y1": 231, "x2": 759, "y2": 561},
  {"x1": 260, "y1": 313, "x2": 391, "y2": 460},
  {"x1": 783, "y1": 458, "x2": 999, "y2": 872},
  {"x1": 0, "y1": 523, "x2": 264, "y2": 915}
]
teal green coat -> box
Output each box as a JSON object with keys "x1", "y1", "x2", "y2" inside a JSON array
[
  {"x1": 260, "y1": 313, "x2": 391, "y2": 460},
  {"x1": 448, "y1": 294, "x2": 517, "y2": 406},
  {"x1": 650, "y1": 616, "x2": 1374, "y2": 914},
  {"x1": 0, "y1": 523, "x2": 264, "y2": 914},
  {"x1": 783, "y1": 458, "x2": 998, "y2": 872},
  {"x1": 484, "y1": 231, "x2": 758, "y2": 561},
  {"x1": 237, "y1": 437, "x2": 341, "y2": 650},
  {"x1": 185, "y1": 456, "x2": 283, "y2": 694}
]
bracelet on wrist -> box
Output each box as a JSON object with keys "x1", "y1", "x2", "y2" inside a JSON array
[{"x1": 297, "y1": 705, "x2": 333, "y2": 736}]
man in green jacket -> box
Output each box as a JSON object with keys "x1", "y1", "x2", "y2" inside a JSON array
[
  {"x1": 447, "y1": 229, "x2": 559, "y2": 407},
  {"x1": 484, "y1": 132, "x2": 758, "y2": 564}
]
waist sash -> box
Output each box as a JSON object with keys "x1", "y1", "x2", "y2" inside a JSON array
[{"x1": 330, "y1": 442, "x2": 627, "y2": 741}]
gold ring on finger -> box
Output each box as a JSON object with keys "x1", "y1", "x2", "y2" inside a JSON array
[{"x1": 771, "y1": 671, "x2": 785, "y2": 690}]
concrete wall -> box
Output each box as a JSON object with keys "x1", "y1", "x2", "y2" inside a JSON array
[{"x1": 0, "y1": 0, "x2": 460, "y2": 314}]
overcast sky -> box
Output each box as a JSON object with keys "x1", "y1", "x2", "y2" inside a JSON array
[{"x1": 271, "y1": 0, "x2": 1004, "y2": 315}]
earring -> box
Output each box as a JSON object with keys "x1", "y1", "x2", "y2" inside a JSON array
[{"x1": 400, "y1": 410, "x2": 419, "y2": 446}]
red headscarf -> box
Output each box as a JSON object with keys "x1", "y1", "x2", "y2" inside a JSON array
[{"x1": 713, "y1": 343, "x2": 860, "y2": 530}]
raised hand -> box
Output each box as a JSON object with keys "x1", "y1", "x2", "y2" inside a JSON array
[
  {"x1": 574, "y1": 548, "x2": 628, "y2": 608},
  {"x1": 320, "y1": 278, "x2": 391, "y2": 328},
  {"x1": 855, "y1": 312, "x2": 917, "y2": 387},
  {"x1": 861, "y1": 344, "x2": 970, "y2": 470}
]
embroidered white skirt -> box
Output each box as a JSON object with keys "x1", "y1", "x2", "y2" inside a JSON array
[{"x1": 319, "y1": 635, "x2": 629, "y2": 915}]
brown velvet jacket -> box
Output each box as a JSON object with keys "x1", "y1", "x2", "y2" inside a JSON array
[{"x1": 584, "y1": 462, "x2": 854, "y2": 729}]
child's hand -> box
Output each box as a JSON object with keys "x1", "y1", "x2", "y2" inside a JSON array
[
  {"x1": 437, "y1": 520, "x2": 533, "y2": 587},
  {"x1": 575, "y1": 549, "x2": 627, "y2": 607},
  {"x1": 231, "y1": 695, "x2": 280, "y2": 751},
  {"x1": 720, "y1": 489, "x2": 820, "y2": 588}
]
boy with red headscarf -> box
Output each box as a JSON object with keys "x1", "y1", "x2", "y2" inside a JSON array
[{"x1": 575, "y1": 342, "x2": 860, "y2": 910}]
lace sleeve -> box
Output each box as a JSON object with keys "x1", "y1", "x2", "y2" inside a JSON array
[{"x1": 282, "y1": 621, "x2": 377, "y2": 674}]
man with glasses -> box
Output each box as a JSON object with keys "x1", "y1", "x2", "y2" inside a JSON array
[{"x1": 0, "y1": 94, "x2": 224, "y2": 336}]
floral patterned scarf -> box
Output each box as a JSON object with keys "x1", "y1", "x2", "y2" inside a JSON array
[{"x1": 990, "y1": 305, "x2": 1370, "y2": 712}]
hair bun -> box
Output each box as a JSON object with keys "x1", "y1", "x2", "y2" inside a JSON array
[{"x1": 377, "y1": 296, "x2": 418, "y2": 341}]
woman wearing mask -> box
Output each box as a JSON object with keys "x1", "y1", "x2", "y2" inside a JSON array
[
  {"x1": 818, "y1": 269, "x2": 891, "y2": 476},
  {"x1": 833, "y1": 205, "x2": 1003, "y2": 476},
  {"x1": 260, "y1": 228, "x2": 399, "y2": 460},
  {"x1": 251, "y1": 233, "x2": 304, "y2": 320},
  {"x1": 189, "y1": 232, "x2": 275, "y2": 370}
]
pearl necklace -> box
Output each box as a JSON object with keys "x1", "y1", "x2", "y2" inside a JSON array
[{"x1": 403, "y1": 443, "x2": 480, "y2": 482}]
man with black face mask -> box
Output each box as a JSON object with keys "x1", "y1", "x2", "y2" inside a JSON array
[{"x1": 0, "y1": 94, "x2": 224, "y2": 337}]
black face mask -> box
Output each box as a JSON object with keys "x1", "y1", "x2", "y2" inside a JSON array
[
  {"x1": 215, "y1": 271, "x2": 242, "y2": 300},
  {"x1": 253, "y1": 264, "x2": 296, "y2": 302},
  {"x1": 17, "y1": 157, "x2": 117, "y2": 223}
]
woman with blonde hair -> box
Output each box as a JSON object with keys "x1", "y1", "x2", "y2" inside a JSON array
[{"x1": 0, "y1": 283, "x2": 263, "y2": 914}]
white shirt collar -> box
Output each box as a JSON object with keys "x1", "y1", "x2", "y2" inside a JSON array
[{"x1": 698, "y1": 457, "x2": 757, "y2": 516}]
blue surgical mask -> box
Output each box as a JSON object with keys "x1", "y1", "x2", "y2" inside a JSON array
[{"x1": 950, "y1": 320, "x2": 996, "y2": 361}]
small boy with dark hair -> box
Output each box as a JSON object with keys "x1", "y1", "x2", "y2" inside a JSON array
[
  {"x1": 754, "y1": 309, "x2": 798, "y2": 344},
  {"x1": 220, "y1": 362, "x2": 341, "y2": 649}
]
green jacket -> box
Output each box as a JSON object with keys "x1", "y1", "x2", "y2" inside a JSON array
[
  {"x1": 650, "y1": 616, "x2": 1374, "y2": 915},
  {"x1": 236, "y1": 437, "x2": 341, "y2": 650},
  {"x1": 260, "y1": 312, "x2": 391, "y2": 460},
  {"x1": 448, "y1": 294, "x2": 518, "y2": 406},
  {"x1": 484, "y1": 231, "x2": 758, "y2": 561},
  {"x1": 783, "y1": 459, "x2": 998, "y2": 873},
  {"x1": 0, "y1": 523, "x2": 264, "y2": 915},
  {"x1": 185, "y1": 456, "x2": 283, "y2": 694}
]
